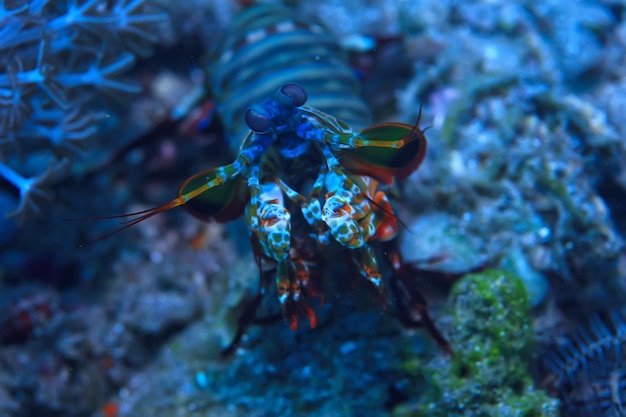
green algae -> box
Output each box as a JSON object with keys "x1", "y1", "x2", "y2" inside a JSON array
[{"x1": 394, "y1": 270, "x2": 559, "y2": 417}]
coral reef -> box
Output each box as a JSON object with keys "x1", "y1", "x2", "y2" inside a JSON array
[
  {"x1": 1, "y1": 0, "x2": 626, "y2": 416},
  {"x1": 395, "y1": 0, "x2": 625, "y2": 315},
  {"x1": 394, "y1": 270, "x2": 559, "y2": 417}
]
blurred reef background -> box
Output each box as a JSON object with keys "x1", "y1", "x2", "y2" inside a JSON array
[{"x1": 1, "y1": 0, "x2": 626, "y2": 416}]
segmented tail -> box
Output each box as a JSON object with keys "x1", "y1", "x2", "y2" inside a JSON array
[{"x1": 209, "y1": 3, "x2": 372, "y2": 153}]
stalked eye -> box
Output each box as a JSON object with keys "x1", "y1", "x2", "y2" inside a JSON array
[
  {"x1": 245, "y1": 108, "x2": 271, "y2": 134},
  {"x1": 280, "y1": 83, "x2": 307, "y2": 107}
]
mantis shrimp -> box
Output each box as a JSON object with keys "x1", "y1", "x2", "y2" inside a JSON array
[
  {"x1": 95, "y1": 82, "x2": 450, "y2": 355},
  {"x1": 89, "y1": 3, "x2": 451, "y2": 355}
]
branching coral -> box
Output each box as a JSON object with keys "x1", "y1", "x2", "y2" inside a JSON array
[{"x1": 0, "y1": 0, "x2": 169, "y2": 223}]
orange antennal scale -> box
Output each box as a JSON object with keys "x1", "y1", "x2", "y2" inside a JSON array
[
  {"x1": 68, "y1": 197, "x2": 188, "y2": 246},
  {"x1": 337, "y1": 105, "x2": 428, "y2": 184},
  {"x1": 69, "y1": 166, "x2": 246, "y2": 246}
]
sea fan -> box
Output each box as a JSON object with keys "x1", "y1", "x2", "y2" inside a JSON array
[{"x1": 541, "y1": 310, "x2": 626, "y2": 416}]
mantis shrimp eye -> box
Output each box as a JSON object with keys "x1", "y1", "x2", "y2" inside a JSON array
[
  {"x1": 245, "y1": 108, "x2": 271, "y2": 134},
  {"x1": 280, "y1": 82, "x2": 307, "y2": 107}
]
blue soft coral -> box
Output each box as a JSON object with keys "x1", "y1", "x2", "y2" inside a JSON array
[{"x1": 0, "y1": 0, "x2": 168, "y2": 223}]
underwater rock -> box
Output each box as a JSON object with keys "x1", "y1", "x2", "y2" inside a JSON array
[
  {"x1": 398, "y1": 212, "x2": 486, "y2": 275},
  {"x1": 499, "y1": 246, "x2": 549, "y2": 308},
  {"x1": 0, "y1": 191, "x2": 17, "y2": 247},
  {"x1": 526, "y1": 0, "x2": 615, "y2": 80}
]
